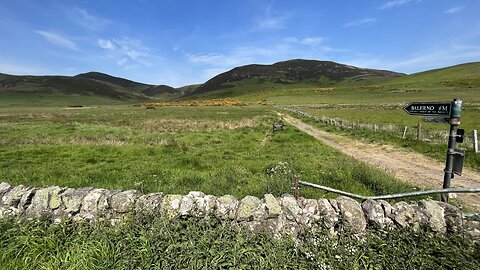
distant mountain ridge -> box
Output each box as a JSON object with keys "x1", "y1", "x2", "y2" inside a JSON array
[
  {"x1": 192, "y1": 59, "x2": 404, "y2": 94},
  {"x1": 1, "y1": 60, "x2": 479, "y2": 105}
]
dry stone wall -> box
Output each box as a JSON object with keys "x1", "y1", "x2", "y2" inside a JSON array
[{"x1": 1, "y1": 182, "x2": 479, "y2": 238}]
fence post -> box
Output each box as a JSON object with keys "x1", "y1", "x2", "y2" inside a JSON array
[
  {"x1": 416, "y1": 123, "x2": 421, "y2": 141},
  {"x1": 473, "y1": 130, "x2": 479, "y2": 153},
  {"x1": 402, "y1": 126, "x2": 408, "y2": 139}
]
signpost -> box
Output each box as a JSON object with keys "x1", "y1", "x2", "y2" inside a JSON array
[
  {"x1": 403, "y1": 102, "x2": 451, "y2": 116},
  {"x1": 403, "y1": 98, "x2": 464, "y2": 203}
]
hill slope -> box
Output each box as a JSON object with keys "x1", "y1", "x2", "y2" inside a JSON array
[
  {"x1": 75, "y1": 72, "x2": 149, "y2": 90},
  {"x1": 191, "y1": 59, "x2": 404, "y2": 95},
  {"x1": 385, "y1": 62, "x2": 480, "y2": 87}
]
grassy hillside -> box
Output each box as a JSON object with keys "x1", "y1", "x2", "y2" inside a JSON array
[{"x1": 186, "y1": 59, "x2": 403, "y2": 98}]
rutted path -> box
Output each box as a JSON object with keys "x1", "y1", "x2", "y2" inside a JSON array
[{"x1": 279, "y1": 113, "x2": 480, "y2": 211}]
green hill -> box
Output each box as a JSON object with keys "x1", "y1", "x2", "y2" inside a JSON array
[
  {"x1": 385, "y1": 62, "x2": 480, "y2": 87},
  {"x1": 184, "y1": 59, "x2": 404, "y2": 99}
]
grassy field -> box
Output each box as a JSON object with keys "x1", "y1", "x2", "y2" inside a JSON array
[
  {"x1": 1, "y1": 218, "x2": 478, "y2": 270},
  {"x1": 0, "y1": 105, "x2": 416, "y2": 199}
]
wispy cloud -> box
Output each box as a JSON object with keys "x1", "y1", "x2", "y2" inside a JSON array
[
  {"x1": 185, "y1": 37, "x2": 344, "y2": 81},
  {"x1": 253, "y1": 4, "x2": 291, "y2": 30},
  {"x1": 35, "y1": 30, "x2": 77, "y2": 50},
  {"x1": 72, "y1": 8, "x2": 110, "y2": 31},
  {"x1": 344, "y1": 45, "x2": 480, "y2": 74},
  {"x1": 344, "y1": 17, "x2": 377, "y2": 27},
  {"x1": 97, "y1": 37, "x2": 160, "y2": 67},
  {"x1": 379, "y1": 0, "x2": 412, "y2": 10},
  {"x1": 444, "y1": 6, "x2": 464, "y2": 14}
]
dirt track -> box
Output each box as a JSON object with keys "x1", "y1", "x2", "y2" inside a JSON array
[{"x1": 279, "y1": 113, "x2": 480, "y2": 211}]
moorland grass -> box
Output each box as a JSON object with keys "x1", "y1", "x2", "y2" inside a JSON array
[
  {"x1": 0, "y1": 105, "x2": 416, "y2": 199},
  {"x1": 0, "y1": 217, "x2": 478, "y2": 270}
]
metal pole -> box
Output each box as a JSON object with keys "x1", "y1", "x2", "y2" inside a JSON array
[
  {"x1": 441, "y1": 98, "x2": 462, "y2": 202},
  {"x1": 298, "y1": 180, "x2": 480, "y2": 200},
  {"x1": 473, "y1": 130, "x2": 478, "y2": 153}
]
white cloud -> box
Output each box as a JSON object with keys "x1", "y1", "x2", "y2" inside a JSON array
[
  {"x1": 184, "y1": 37, "x2": 345, "y2": 82},
  {"x1": 35, "y1": 30, "x2": 77, "y2": 50},
  {"x1": 379, "y1": 0, "x2": 412, "y2": 10},
  {"x1": 344, "y1": 17, "x2": 377, "y2": 27},
  {"x1": 444, "y1": 6, "x2": 464, "y2": 14},
  {"x1": 97, "y1": 37, "x2": 160, "y2": 67},
  {"x1": 98, "y1": 39, "x2": 116, "y2": 50},
  {"x1": 73, "y1": 8, "x2": 110, "y2": 31},
  {"x1": 343, "y1": 45, "x2": 480, "y2": 74},
  {"x1": 253, "y1": 4, "x2": 291, "y2": 30}
]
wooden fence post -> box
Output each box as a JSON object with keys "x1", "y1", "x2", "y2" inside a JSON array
[
  {"x1": 473, "y1": 130, "x2": 479, "y2": 153},
  {"x1": 402, "y1": 126, "x2": 408, "y2": 139},
  {"x1": 416, "y1": 123, "x2": 421, "y2": 141}
]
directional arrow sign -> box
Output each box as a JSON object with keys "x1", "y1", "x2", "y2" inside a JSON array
[{"x1": 404, "y1": 102, "x2": 451, "y2": 116}]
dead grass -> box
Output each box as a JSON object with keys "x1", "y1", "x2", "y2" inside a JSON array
[
  {"x1": 139, "y1": 98, "x2": 245, "y2": 108},
  {"x1": 139, "y1": 118, "x2": 259, "y2": 132}
]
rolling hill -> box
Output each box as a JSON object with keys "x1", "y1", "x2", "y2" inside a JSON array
[
  {"x1": 0, "y1": 72, "x2": 188, "y2": 106},
  {"x1": 1, "y1": 60, "x2": 479, "y2": 106},
  {"x1": 189, "y1": 59, "x2": 404, "y2": 97}
]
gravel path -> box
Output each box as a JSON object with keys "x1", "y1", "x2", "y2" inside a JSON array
[{"x1": 280, "y1": 113, "x2": 480, "y2": 211}]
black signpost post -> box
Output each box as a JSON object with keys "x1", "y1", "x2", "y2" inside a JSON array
[{"x1": 404, "y1": 98, "x2": 464, "y2": 202}]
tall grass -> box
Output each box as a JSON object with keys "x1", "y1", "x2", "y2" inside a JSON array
[{"x1": 0, "y1": 218, "x2": 478, "y2": 269}]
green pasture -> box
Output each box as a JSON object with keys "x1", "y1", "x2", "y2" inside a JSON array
[{"x1": 0, "y1": 105, "x2": 416, "y2": 199}]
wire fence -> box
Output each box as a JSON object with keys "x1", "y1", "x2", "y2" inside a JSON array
[{"x1": 279, "y1": 105, "x2": 478, "y2": 151}]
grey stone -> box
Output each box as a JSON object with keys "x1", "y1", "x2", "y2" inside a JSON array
[
  {"x1": 111, "y1": 190, "x2": 141, "y2": 214},
  {"x1": 2, "y1": 185, "x2": 30, "y2": 207},
  {"x1": 280, "y1": 194, "x2": 301, "y2": 221},
  {"x1": 62, "y1": 188, "x2": 92, "y2": 214},
  {"x1": 236, "y1": 196, "x2": 263, "y2": 222},
  {"x1": 79, "y1": 189, "x2": 107, "y2": 220},
  {"x1": 48, "y1": 187, "x2": 64, "y2": 210},
  {"x1": 162, "y1": 194, "x2": 182, "y2": 219},
  {"x1": 417, "y1": 200, "x2": 446, "y2": 233},
  {"x1": 317, "y1": 198, "x2": 339, "y2": 229},
  {"x1": 299, "y1": 199, "x2": 319, "y2": 226},
  {"x1": 16, "y1": 188, "x2": 37, "y2": 216},
  {"x1": 336, "y1": 196, "x2": 366, "y2": 233},
  {"x1": 25, "y1": 186, "x2": 63, "y2": 218},
  {"x1": 135, "y1": 193, "x2": 163, "y2": 214},
  {"x1": 264, "y1": 194, "x2": 282, "y2": 218},
  {"x1": 179, "y1": 196, "x2": 194, "y2": 216},
  {"x1": 98, "y1": 190, "x2": 118, "y2": 214},
  {"x1": 203, "y1": 195, "x2": 217, "y2": 216},
  {"x1": 0, "y1": 182, "x2": 11, "y2": 200},
  {"x1": 362, "y1": 199, "x2": 387, "y2": 229},
  {"x1": 392, "y1": 202, "x2": 425, "y2": 230},
  {"x1": 215, "y1": 195, "x2": 239, "y2": 220},
  {"x1": 437, "y1": 201, "x2": 463, "y2": 234}
]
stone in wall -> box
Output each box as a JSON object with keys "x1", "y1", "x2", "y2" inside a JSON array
[
  {"x1": 0, "y1": 182, "x2": 474, "y2": 239},
  {"x1": 162, "y1": 194, "x2": 182, "y2": 219},
  {"x1": 215, "y1": 195, "x2": 238, "y2": 220},
  {"x1": 25, "y1": 186, "x2": 64, "y2": 218},
  {"x1": 53, "y1": 187, "x2": 93, "y2": 220},
  {"x1": 335, "y1": 196, "x2": 366, "y2": 233},
  {"x1": 135, "y1": 192, "x2": 163, "y2": 216},
  {"x1": 417, "y1": 199, "x2": 446, "y2": 234},
  {"x1": 236, "y1": 195, "x2": 265, "y2": 222}
]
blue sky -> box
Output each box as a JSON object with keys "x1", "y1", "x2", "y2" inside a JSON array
[{"x1": 0, "y1": 0, "x2": 479, "y2": 87}]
